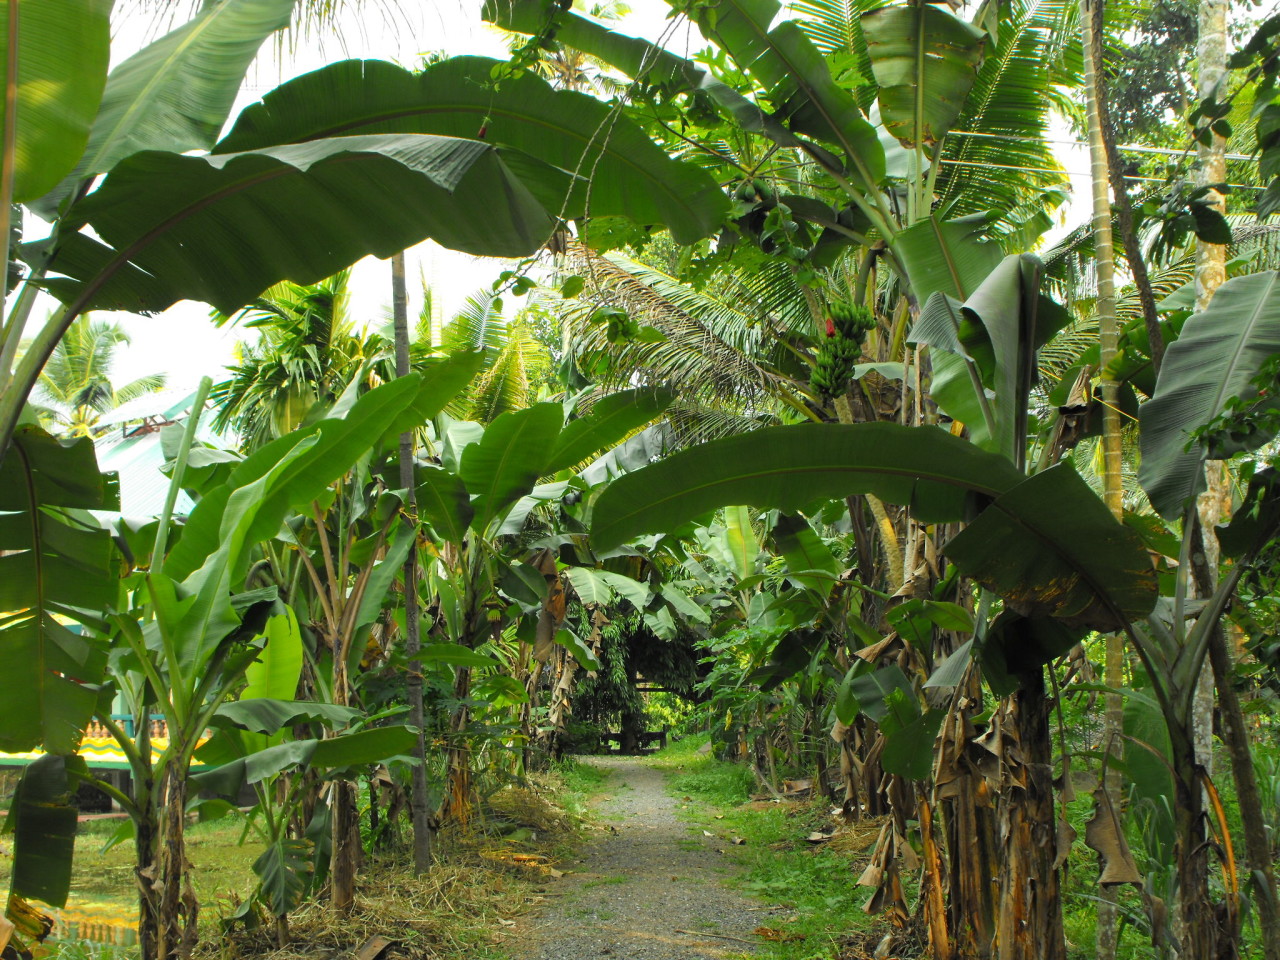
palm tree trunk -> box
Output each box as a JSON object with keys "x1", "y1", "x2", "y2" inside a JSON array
[
  {"x1": 392, "y1": 251, "x2": 434, "y2": 873},
  {"x1": 330, "y1": 646, "x2": 359, "y2": 915},
  {"x1": 1081, "y1": 1, "x2": 1126, "y2": 953}
]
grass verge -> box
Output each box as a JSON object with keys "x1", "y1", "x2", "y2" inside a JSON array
[
  {"x1": 1, "y1": 763, "x2": 608, "y2": 960},
  {"x1": 647, "y1": 735, "x2": 889, "y2": 960}
]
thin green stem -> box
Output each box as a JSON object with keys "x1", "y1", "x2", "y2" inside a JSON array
[
  {"x1": 152, "y1": 376, "x2": 212, "y2": 573},
  {"x1": 0, "y1": 272, "x2": 41, "y2": 390},
  {"x1": 98, "y1": 712, "x2": 149, "y2": 790}
]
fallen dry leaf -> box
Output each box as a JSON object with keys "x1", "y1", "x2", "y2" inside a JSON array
[{"x1": 754, "y1": 927, "x2": 805, "y2": 942}]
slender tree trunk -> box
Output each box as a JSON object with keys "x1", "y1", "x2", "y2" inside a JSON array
[
  {"x1": 1169, "y1": 720, "x2": 1220, "y2": 959},
  {"x1": 1184, "y1": 4, "x2": 1234, "y2": 953},
  {"x1": 1190, "y1": 520, "x2": 1280, "y2": 960},
  {"x1": 1081, "y1": 1, "x2": 1127, "y2": 953},
  {"x1": 330, "y1": 777, "x2": 359, "y2": 915},
  {"x1": 330, "y1": 609, "x2": 359, "y2": 914},
  {"x1": 1191, "y1": 0, "x2": 1229, "y2": 791},
  {"x1": 392, "y1": 251, "x2": 434, "y2": 872}
]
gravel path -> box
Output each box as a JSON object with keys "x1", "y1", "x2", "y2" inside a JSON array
[{"x1": 506, "y1": 756, "x2": 761, "y2": 960}]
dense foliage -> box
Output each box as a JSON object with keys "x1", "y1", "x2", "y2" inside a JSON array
[{"x1": 2, "y1": 1, "x2": 1280, "y2": 960}]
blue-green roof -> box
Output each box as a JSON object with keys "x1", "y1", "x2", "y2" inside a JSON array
[{"x1": 94, "y1": 397, "x2": 236, "y2": 519}]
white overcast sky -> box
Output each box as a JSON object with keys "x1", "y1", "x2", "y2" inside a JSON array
[{"x1": 37, "y1": 0, "x2": 1092, "y2": 393}]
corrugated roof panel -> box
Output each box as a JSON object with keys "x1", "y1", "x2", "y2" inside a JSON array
[{"x1": 95, "y1": 419, "x2": 236, "y2": 519}]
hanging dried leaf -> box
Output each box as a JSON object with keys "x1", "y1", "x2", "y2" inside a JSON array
[
  {"x1": 1084, "y1": 787, "x2": 1141, "y2": 885},
  {"x1": 1053, "y1": 817, "x2": 1077, "y2": 872}
]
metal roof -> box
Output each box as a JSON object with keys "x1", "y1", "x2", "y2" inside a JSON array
[
  {"x1": 94, "y1": 415, "x2": 236, "y2": 520},
  {"x1": 95, "y1": 387, "x2": 199, "y2": 428}
]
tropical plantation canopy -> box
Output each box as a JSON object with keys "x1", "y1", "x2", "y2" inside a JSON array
[{"x1": 1, "y1": 2, "x2": 1279, "y2": 960}]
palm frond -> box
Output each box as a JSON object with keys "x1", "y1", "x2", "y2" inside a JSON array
[
  {"x1": 935, "y1": 0, "x2": 1077, "y2": 233},
  {"x1": 560, "y1": 241, "x2": 813, "y2": 414},
  {"x1": 465, "y1": 322, "x2": 553, "y2": 423},
  {"x1": 666, "y1": 401, "x2": 783, "y2": 447},
  {"x1": 789, "y1": 0, "x2": 886, "y2": 109},
  {"x1": 441, "y1": 289, "x2": 507, "y2": 354},
  {"x1": 114, "y1": 374, "x2": 170, "y2": 406}
]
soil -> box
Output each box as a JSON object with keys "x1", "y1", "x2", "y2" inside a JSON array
[{"x1": 504, "y1": 756, "x2": 761, "y2": 960}]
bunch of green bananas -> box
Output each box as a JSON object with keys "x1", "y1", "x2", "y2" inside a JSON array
[{"x1": 811, "y1": 301, "x2": 877, "y2": 401}]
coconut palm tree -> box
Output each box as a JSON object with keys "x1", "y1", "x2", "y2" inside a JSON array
[{"x1": 32, "y1": 316, "x2": 167, "y2": 437}]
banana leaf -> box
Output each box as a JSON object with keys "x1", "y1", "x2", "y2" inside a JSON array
[
  {"x1": 214, "y1": 57, "x2": 727, "y2": 245},
  {"x1": 37, "y1": 135, "x2": 556, "y2": 316},
  {"x1": 0, "y1": 427, "x2": 117, "y2": 753},
  {"x1": 1139, "y1": 271, "x2": 1280, "y2": 518},
  {"x1": 2, "y1": 0, "x2": 110, "y2": 202}
]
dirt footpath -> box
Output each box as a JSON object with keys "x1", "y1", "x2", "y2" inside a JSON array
[{"x1": 505, "y1": 756, "x2": 761, "y2": 960}]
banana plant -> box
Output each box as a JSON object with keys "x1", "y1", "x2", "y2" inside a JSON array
[
  {"x1": 191, "y1": 695, "x2": 418, "y2": 948},
  {"x1": 71, "y1": 372, "x2": 443, "y2": 960}
]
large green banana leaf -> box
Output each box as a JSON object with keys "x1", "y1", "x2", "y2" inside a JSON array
[
  {"x1": 685, "y1": 0, "x2": 886, "y2": 190},
  {"x1": 240, "y1": 608, "x2": 304, "y2": 705},
  {"x1": 1, "y1": 0, "x2": 110, "y2": 202},
  {"x1": 722, "y1": 505, "x2": 759, "y2": 581},
  {"x1": 591, "y1": 422, "x2": 1021, "y2": 546},
  {"x1": 947, "y1": 465, "x2": 1156, "y2": 627},
  {"x1": 862, "y1": 4, "x2": 986, "y2": 147},
  {"x1": 909, "y1": 253, "x2": 1052, "y2": 458},
  {"x1": 37, "y1": 134, "x2": 554, "y2": 316},
  {"x1": 192, "y1": 725, "x2": 418, "y2": 796},
  {"x1": 0, "y1": 427, "x2": 117, "y2": 753},
  {"x1": 546, "y1": 387, "x2": 674, "y2": 474},
  {"x1": 564, "y1": 567, "x2": 650, "y2": 610},
  {"x1": 460, "y1": 402, "x2": 565, "y2": 533},
  {"x1": 416, "y1": 468, "x2": 474, "y2": 545},
  {"x1": 591, "y1": 421, "x2": 1155, "y2": 631},
  {"x1": 34, "y1": 0, "x2": 294, "y2": 217},
  {"x1": 895, "y1": 214, "x2": 1003, "y2": 302},
  {"x1": 254, "y1": 837, "x2": 312, "y2": 919},
  {"x1": 211, "y1": 698, "x2": 361, "y2": 735},
  {"x1": 1139, "y1": 271, "x2": 1280, "y2": 519},
  {"x1": 899, "y1": 215, "x2": 1002, "y2": 444},
  {"x1": 5, "y1": 755, "x2": 86, "y2": 909},
  {"x1": 214, "y1": 57, "x2": 727, "y2": 245}
]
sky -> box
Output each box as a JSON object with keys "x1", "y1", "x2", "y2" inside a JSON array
[{"x1": 37, "y1": 0, "x2": 1093, "y2": 394}]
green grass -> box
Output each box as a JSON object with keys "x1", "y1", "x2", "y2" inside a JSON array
[
  {"x1": 647, "y1": 734, "x2": 886, "y2": 960},
  {"x1": 0, "y1": 816, "x2": 255, "y2": 959},
  {"x1": 551, "y1": 757, "x2": 612, "y2": 811},
  {"x1": 580, "y1": 874, "x2": 630, "y2": 888}
]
